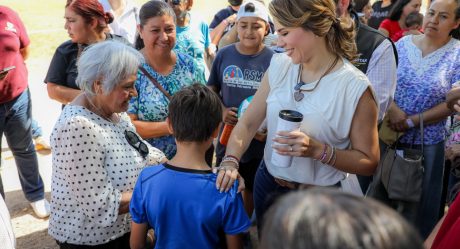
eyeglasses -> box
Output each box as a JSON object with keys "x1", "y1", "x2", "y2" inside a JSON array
[{"x1": 124, "y1": 130, "x2": 149, "y2": 159}]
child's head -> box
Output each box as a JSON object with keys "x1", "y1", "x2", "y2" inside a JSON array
[
  {"x1": 168, "y1": 84, "x2": 223, "y2": 143},
  {"x1": 405, "y1": 12, "x2": 424, "y2": 30},
  {"x1": 260, "y1": 188, "x2": 424, "y2": 249},
  {"x1": 236, "y1": 0, "x2": 270, "y2": 49}
]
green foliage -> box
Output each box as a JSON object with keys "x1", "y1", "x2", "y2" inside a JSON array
[{"x1": 5, "y1": 0, "x2": 224, "y2": 60}]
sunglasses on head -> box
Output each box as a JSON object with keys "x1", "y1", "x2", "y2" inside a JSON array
[{"x1": 124, "y1": 130, "x2": 149, "y2": 159}]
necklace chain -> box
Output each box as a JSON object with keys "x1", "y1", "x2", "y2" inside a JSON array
[
  {"x1": 296, "y1": 55, "x2": 339, "y2": 93},
  {"x1": 84, "y1": 93, "x2": 115, "y2": 123}
]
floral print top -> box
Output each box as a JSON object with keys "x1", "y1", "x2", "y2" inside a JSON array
[
  {"x1": 394, "y1": 36, "x2": 460, "y2": 145},
  {"x1": 128, "y1": 52, "x2": 206, "y2": 158}
]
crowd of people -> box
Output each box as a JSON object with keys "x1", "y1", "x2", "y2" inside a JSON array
[{"x1": 1, "y1": 0, "x2": 460, "y2": 248}]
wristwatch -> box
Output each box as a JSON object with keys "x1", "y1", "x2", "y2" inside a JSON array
[{"x1": 405, "y1": 118, "x2": 415, "y2": 128}]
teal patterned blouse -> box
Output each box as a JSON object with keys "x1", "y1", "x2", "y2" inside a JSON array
[{"x1": 128, "y1": 52, "x2": 206, "y2": 158}]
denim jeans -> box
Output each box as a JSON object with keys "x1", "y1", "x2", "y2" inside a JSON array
[
  {"x1": 31, "y1": 119, "x2": 42, "y2": 139},
  {"x1": 369, "y1": 140, "x2": 445, "y2": 238},
  {"x1": 253, "y1": 161, "x2": 292, "y2": 233},
  {"x1": 0, "y1": 89, "x2": 44, "y2": 202}
]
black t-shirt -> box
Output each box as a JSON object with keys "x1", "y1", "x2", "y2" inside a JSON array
[
  {"x1": 367, "y1": 1, "x2": 395, "y2": 29},
  {"x1": 210, "y1": 6, "x2": 237, "y2": 30},
  {"x1": 44, "y1": 33, "x2": 130, "y2": 90}
]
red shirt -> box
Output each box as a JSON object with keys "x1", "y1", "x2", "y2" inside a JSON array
[
  {"x1": 379, "y1": 19, "x2": 403, "y2": 42},
  {"x1": 0, "y1": 6, "x2": 30, "y2": 104},
  {"x1": 431, "y1": 195, "x2": 460, "y2": 249}
]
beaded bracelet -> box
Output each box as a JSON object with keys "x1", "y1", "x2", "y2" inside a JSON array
[
  {"x1": 224, "y1": 154, "x2": 240, "y2": 162},
  {"x1": 330, "y1": 149, "x2": 338, "y2": 167},
  {"x1": 318, "y1": 143, "x2": 328, "y2": 162},
  {"x1": 325, "y1": 146, "x2": 336, "y2": 165},
  {"x1": 220, "y1": 155, "x2": 240, "y2": 170}
]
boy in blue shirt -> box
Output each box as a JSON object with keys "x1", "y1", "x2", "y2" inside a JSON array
[{"x1": 130, "y1": 84, "x2": 250, "y2": 249}]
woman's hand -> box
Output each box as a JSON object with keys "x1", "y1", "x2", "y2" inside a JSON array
[
  {"x1": 387, "y1": 103, "x2": 409, "y2": 132},
  {"x1": 223, "y1": 107, "x2": 238, "y2": 125},
  {"x1": 446, "y1": 144, "x2": 460, "y2": 161},
  {"x1": 272, "y1": 131, "x2": 323, "y2": 159},
  {"x1": 213, "y1": 161, "x2": 245, "y2": 193},
  {"x1": 454, "y1": 100, "x2": 460, "y2": 120}
]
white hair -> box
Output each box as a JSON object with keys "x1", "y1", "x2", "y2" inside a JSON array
[{"x1": 76, "y1": 40, "x2": 143, "y2": 95}]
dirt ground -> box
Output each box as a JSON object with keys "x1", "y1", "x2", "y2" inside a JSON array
[{"x1": 2, "y1": 1, "x2": 223, "y2": 248}]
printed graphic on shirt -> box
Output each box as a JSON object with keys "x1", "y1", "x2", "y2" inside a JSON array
[
  {"x1": 223, "y1": 65, "x2": 263, "y2": 90},
  {"x1": 176, "y1": 33, "x2": 203, "y2": 60}
]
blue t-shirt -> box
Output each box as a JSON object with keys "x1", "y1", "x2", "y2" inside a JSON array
[
  {"x1": 130, "y1": 163, "x2": 250, "y2": 249},
  {"x1": 174, "y1": 14, "x2": 210, "y2": 79},
  {"x1": 127, "y1": 53, "x2": 206, "y2": 158},
  {"x1": 207, "y1": 44, "x2": 274, "y2": 162}
]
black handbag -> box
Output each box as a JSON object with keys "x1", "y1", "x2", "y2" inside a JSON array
[{"x1": 379, "y1": 114, "x2": 425, "y2": 202}]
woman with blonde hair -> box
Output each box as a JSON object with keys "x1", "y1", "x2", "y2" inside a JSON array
[{"x1": 215, "y1": 0, "x2": 379, "y2": 231}]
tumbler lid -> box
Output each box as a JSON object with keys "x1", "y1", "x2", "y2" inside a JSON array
[{"x1": 279, "y1": 110, "x2": 303, "y2": 122}]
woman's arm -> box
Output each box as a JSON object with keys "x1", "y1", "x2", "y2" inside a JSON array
[
  {"x1": 215, "y1": 73, "x2": 270, "y2": 191},
  {"x1": 273, "y1": 89, "x2": 379, "y2": 176},
  {"x1": 47, "y1": 82, "x2": 81, "y2": 104},
  {"x1": 128, "y1": 114, "x2": 171, "y2": 139},
  {"x1": 118, "y1": 192, "x2": 133, "y2": 214},
  {"x1": 389, "y1": 101, "x2": 452, "y2": 131},
  {"x1": 224, "y1": 73, "x2": 269, "y2": 160},
  {"x1": 409, "y1": 102, "x2": 452, "y2": 127},
  {"x1": 57, "y1": 118, "x2": 126, "y2": 226},
  {"x1": 218, "y1": 25, "x2": 238, "y2": 48},
  {"x1": 338, "y1": 89, "x2": 380, "y2": 175}
]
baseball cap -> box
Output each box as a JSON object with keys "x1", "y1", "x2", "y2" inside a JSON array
[{"x1": 236, "y1": 0, "x2": 269, "y2": 23}]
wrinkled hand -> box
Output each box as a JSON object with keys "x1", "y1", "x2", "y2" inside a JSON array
[
  {"x1": 212, "y1": 161, "x2": 245, "y2": 193},
  {"x1": 272, "y1": 130, "x2": 322, "y2": 159},
  {"x1": 387, "y1": 105, "x2": 408, "y2": 132},
  {"x1": 446, "y1": 144, "x2": 460, "y2": 161},
  {"x1": 223, "y1": 107, "x2": 238, "y2": 125},
  {"x1": 454, "y1": 101, "x2": 460, "y2": 121}
]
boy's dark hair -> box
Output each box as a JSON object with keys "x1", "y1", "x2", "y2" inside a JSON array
[
  {"x1": 168, "y1": 84, "x2": 223, "y2": 142},
  {"x1": 405, "y1": 12, "x2": 423, "y2": 28},
  {"x1": 245, "y1": 2, "x2": 256, "y2": 12}
]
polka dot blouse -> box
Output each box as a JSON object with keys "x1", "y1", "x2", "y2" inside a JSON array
[{"x1": 48, "y1": 105, "x2": 165, "y2": 245}]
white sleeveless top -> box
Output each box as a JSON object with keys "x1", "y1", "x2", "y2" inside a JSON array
[{"x1": 264, "y1": 53, "x2": 376, "y2": 185}]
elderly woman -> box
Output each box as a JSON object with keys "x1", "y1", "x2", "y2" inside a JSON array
[
  {"x1": 45, "y1": 0, "x2": 129, "y2": 106},
  {"x1": 49, "y1": 41, "x2": 165, "y2": 248},
  {"x1": 215, "y1": 0, "x2": 379, "y2": 231},
  {"x1": 128, "y1": 1, "x2": 205, "y2": 159},
  {"x1": 381, "y1": 0, "x2": 460, "y2": 238}
]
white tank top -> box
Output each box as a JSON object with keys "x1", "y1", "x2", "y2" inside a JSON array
[{"x1": 264, "y1": 53, "x2": 376, "y2": 185}]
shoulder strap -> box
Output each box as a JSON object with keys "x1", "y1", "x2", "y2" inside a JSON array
[
  {"x1": 139, "y1": 66, "x2": 172, "y2": 100},
  {"x1": 419, "y1": 113, "x2": 424, "y2": 155}
]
